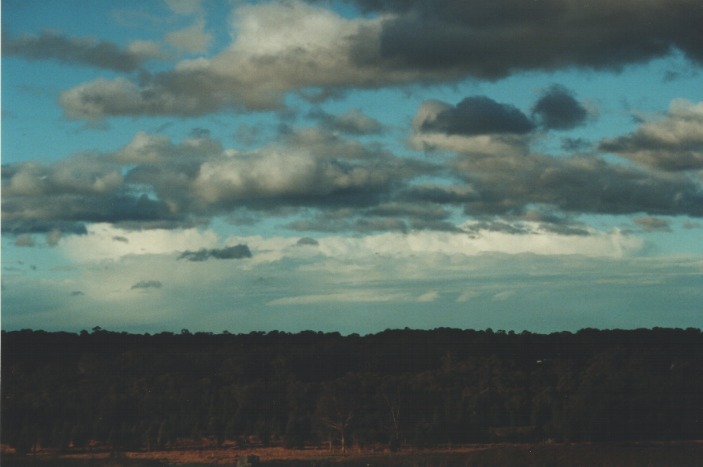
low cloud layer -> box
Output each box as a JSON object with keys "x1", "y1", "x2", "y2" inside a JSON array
[{"x1": 4, "y1": 99, "x2": 703, "y2": 239}]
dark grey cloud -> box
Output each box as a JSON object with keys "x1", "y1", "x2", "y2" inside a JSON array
[
  {"x1": 532, "y1": 85, "x2": 588, "y2": 130},
  {"x1": 2, "y1": 31, "x2": 150, "y2": 72},
  {"x1": 178, "y1": 244, "x2": 252, "y2": 262},
  {"x1": 348, "y1": 0, "x2": 703, "y2": 78},
  {"x1": 452, "y1": 152, "x2": 703, "y2": 218},
  {"x1": 57, "y1": 0, "x2": 703, "y2": 121},
  {"x1": 420, "y1": 96, "x2": 535, "y2": 136},
  {"x1": 131, "y1": 280, "x2": 163, "y2": 290}
]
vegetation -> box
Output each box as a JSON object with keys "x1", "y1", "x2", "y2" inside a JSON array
[{"x1": 2, "y1": 327, "x2": 703, "y2": 458}]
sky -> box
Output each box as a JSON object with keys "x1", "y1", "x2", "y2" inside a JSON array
[{"x1": 2, "y1": 0, "x2": 702, "y2": 334}]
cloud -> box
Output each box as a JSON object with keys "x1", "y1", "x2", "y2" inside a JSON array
[
  {"x1": 178, "y1": 244, "x2": 252, "y2": 261},
  {"x1": 451, "y1": 151, "x2": 703, "y2": 217},
  {"x1": 164, "y1": 0, "x2": 203, "y2": 15},
  {"x1": 165, "y1": 17, "x2": 212, "y2": 54},
  {"x1": 419, "y1": 96, "x2": 535, "y2": 136},
  {"x1": 2, "y1": 31, "x2": 152, "y2": 72},
  {"x1": 532, "y1": 85, "x2": 589, "y2": 130},
  {"x1": 2, "y1": 129, "x2": 422, "y2": 235},
  {"x1": 14, "y1": 234, "x2": 35, "y2": 247},
  {"x1": 58, "y1": 224, "x2": 220, "y2": 262},
  {"x1": 56, "y1": 0, "x2": 703, "y2": 120},
  {"x1": 348, "y1": 0, "x2": 703, "y2": 78},
  {"x1": 131, "y1": 280, "x2": 163, "y2": 290},
  {"x1": 599, "y1": 99, "x2": 703, "y2": 171},
  {"x1": 59, "y1": 1, "x2": 390, "y2": 118},
  {"x1": 308, "y1": 108, "x2": 384, "y2": 135},
  {"x1": 634, "y1": 216, "x2": 672, "y2": 232},
  {"x1": 296, "y1": 237, "x2": 320, "y2": 247},
  {"x1": 417, "y1": 291, "x2": 439, "y2": 302}
]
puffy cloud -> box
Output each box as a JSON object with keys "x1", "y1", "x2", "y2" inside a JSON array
[
  {"x1": 2, "y1": 128, "x2": 427, "y2": 235},
  {"x1": 56, "y1": 0, "x2": 703, "y2": 120},
  {"x1": 532, "y1": 85, "x2": 589, "y2": 130},
  {"x1": 410, "y1": 97, "x2": 537, "y2": 156},
  {"x1": 59, "y1": 1, "x2": 391, "y2": 118},
  {"x1": 418, "y1": 96, "x2": 535, "y2": 136},
  {"x1": 3, "y1": 31, "x2": 151, "y2": 72},
  {"x1": 452, "y1": 151, "x2": 703, "y2": 217},
  {"x1": 165, "y1": 17, "x2": 212, "y2": 54},
  {"x1": 348, "y1": 0, "x2": 703, "y2": 78},
  {"x1": 599, "y1": 99, "x2": 703, "y2": 171}
]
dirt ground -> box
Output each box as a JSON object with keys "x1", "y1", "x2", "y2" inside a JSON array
[{"x1": 4, "y1": 442, "x2": 703, "y2": 466}]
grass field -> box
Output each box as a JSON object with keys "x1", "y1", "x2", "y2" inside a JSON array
[{"x1": 3, "y1": 442, "x2": 703, "y2": 466}]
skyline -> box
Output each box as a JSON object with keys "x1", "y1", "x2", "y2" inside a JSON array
[{"x1": 2, "y1": 0, "x2": 702, "y2": 334}]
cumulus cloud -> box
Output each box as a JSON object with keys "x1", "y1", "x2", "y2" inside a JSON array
[
  {"x1": 410, "y1": 97, "x2": 532, "y2": 157},
  {"x1": 165, "y1": 17, "x2": 211, "y2": 54},
  {"x1": 452, "y1": 151, "x2": 703, "y2": 217},
  {"x1": 178, "y1": 244, "x2": 252, "y2": 261},
  {"x1": 54, "y1": 0, "x2": 703, "y2": 120},
  {"x1": 599, "y1": 99, "x2": 703, "y2": 171},
  {"x1": 532, "y1": 85, "x2": 589, "y2": 130},
  {"x1": 59, "y1": 1, "x2": 391, "y2": 118},
  {"x1": 2, "y1": 128, "x2": 426, "y2": 235},
  {"x1": 348, "y1": 0, "x2": 703, "y2": 77},
  {"x1": 419, "y1": 96, "x2": 535, "y2": 136},
  {"x1": 3, "y1": 31, "x2": 153, "y2": 72}
]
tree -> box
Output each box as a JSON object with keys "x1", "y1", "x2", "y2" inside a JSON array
[{"x1": 315, "y1": 377, "x2": 361, "y2": 453}]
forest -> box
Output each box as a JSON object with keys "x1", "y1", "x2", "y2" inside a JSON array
[{"x1": 2, "y1": 327, "x2": 703, "y2": 456}]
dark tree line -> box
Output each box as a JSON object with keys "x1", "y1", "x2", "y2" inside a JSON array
[{"x1": 2, "y1": 327, "x2": 703, "y2": 455}]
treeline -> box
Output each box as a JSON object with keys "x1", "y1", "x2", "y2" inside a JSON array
[{"x1": 2, "y1": 327, "x2": 703, "y2": 454}]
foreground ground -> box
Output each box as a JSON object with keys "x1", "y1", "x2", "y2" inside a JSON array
[{"x1": 3, "y1": 442, "x2": 703, "y2": 466}]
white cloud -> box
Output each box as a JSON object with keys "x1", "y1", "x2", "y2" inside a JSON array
[
  {"x1": 166, "y1": 18, "x2": 212, "y2": 54},
  {"x1": 58, "y1": 224, "x2": 220, "y2": 262},
  {"x1": 600, "y1": 99, "x2": 703, "y2": 170},
  {"x1": 417, "y1": 290, "x2": 440, "y2": 302},
  {"x1": 268, "y1": 290, "x2": 407, "y2": 306}
]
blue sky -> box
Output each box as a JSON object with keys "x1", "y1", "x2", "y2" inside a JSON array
[{"x1": 2, "y1": 0, "x2": 702, "y2": 334}]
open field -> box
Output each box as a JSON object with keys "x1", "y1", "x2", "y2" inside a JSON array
[{"x1": 3, "y1": 442, "x2": 703, "y2": 466}]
